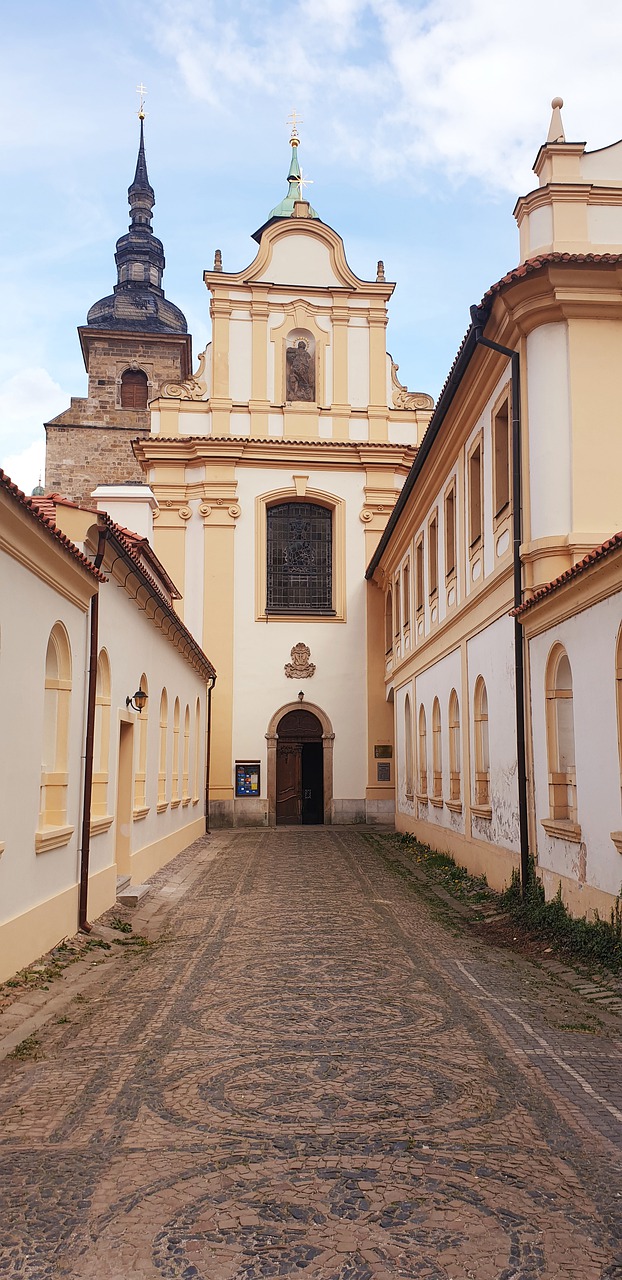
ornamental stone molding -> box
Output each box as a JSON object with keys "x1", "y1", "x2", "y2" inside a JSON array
[
  {"x1": 390, "y1": 359, "x2": 435, "y2": 411},
  {"x1": 161, "y1": 347, "x2": 208, "y2": 401},
  {"x1": 285, "y1": 642, "x2": 316, "y2": 679}
]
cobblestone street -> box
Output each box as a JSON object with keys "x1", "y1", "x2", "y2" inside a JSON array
[{"x1": 1, "y1": 828, "x2": 621, "y2": 1279}]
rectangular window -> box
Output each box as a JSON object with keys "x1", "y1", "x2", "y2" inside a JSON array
[
  {"x1": 493, "y1": 398, "x2": 510, "y2": 518},
  {"x1": 394, "y1": 576, "x2": 401, "y2": 636},
  {"x1": 416, "y1": 537, "x2": 424, "y2": 614},
  {"x1": 469, "y1": 444, "x2": 482, "y2": 549},
  {"x1": 402, "y1": 561, "x2": 410, "y2": 628},
  {"x1": 444, "y1": 486, "x2": 456, "y2": 578},
  {"x1": 428, "y1": 514, "x2": 438, "y2": 598}
]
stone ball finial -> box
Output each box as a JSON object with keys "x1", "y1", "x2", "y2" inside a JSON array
[{"x1": 551, "y1": 96, "x2": 563, "y2": 109}]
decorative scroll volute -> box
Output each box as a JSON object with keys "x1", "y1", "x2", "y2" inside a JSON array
[
  {"x1": 161, "y1": 347, "x2": 209, "y2": 401},
  {"x1": 390, "y1": 360, "x2": 435, "y2": 411}
]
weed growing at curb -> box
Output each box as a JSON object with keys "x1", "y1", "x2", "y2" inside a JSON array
[
  {"x1": 10, "y1": 1035, "x2": 42, "y2": 1061},
  {"x1": 502, "y1": 857, "x2": 622, "y2": 970}
]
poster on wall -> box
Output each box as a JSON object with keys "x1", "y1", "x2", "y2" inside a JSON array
[{"x1": 235, "y1": 762, "x2": 260, "y2": 797}]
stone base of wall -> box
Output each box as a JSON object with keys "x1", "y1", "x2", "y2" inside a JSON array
[
  {"x1": 395, "y1": 811, "x2": 519, "y2": 894},
  {"x1": 540, "y1": 865, "x2": 620, "y2": 922},
  {"x1": 365, "y1": 799, "x2": 395, "y2": 825},
  {"x1": 0, "y1": 864, "x2": 117, "y2": 984}
]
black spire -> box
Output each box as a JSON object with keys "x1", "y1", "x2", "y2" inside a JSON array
[{"x1": 87, "y1": 119, "x2": 187, "y2": 334}]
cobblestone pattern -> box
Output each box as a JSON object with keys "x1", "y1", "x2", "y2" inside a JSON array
[{"x1": 0, "y1": 828, "x2": 621, "y2": 1279}]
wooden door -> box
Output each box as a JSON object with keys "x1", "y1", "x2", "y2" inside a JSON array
[{"x1": 276, "y1": 743, "x2": 302, "y2": 824}]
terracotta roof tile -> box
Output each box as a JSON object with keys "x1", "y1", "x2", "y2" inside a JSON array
[
  {"x1": 0, "y1": 470, "x2": 106, "y2": 582},
  {"x1": 513, "y1": 531, "x2": 622, "y2": 617}
]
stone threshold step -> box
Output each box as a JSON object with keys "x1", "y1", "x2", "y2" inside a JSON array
[{"x1": 117, "y1": 884, "x2": 150, "y2": 907}]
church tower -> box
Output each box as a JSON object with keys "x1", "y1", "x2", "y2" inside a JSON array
[{"x1": 45, "y1": 115, "x2": 192, "y2": 504}]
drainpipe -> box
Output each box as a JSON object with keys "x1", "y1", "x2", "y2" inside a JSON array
[
  {"x1": 78, "y1": 528, "x2": 107, "y2": 931},
  {"x1": 470, "y1": 307, "x2": 530, "y2": 896},
  {"x1": 205, "y1": 674, "x2": 216, "y2": 833}
]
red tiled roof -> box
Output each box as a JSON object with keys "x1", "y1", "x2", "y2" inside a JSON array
[
  {"x1": 0, "y1": 470, "x2": 106, "y2": 582},
  {"x1": 481, "y1": 251, "x2": 622, "y2": 306},
  {"x1": 513, "y1": 531, "x2": 622, "y2": 617}
]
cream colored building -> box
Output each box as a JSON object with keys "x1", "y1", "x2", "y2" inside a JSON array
[
  {"x1": 0, "y1": 472, "x2": 214, "y2": 982},
  {"x1": 131, "y1": 128, "x2": 433, "y2": 827},
  {"x1": 367, "y1": 101, "x2": 622, "y2": 915}
]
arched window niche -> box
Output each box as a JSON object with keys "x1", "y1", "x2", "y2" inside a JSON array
[
  {"x1": 37, "y1": 623, "x2": 73, "y2": 851},
  {"x1": 193, "y1": 697, "x2": 201, "y2": 804},
  {"x1": 133, "y1": 672, "x2": 149, "y2": 820},
  {"x1": 120, "y1": 368, "x2": 149, "y2": 409},
  {"x1": 404, "y1": 693, "x2": 414, "y2": 799},
  {"x1": 418, "y1": 704, "x2": 428, "y2": 799},
  {"x1": 157, "y1": 689, "x2": 168, "y2": 812},
  {"x1": 171, "y1": 698, "x2": 181, "y2": 807},
  {"x1": 91, "y1": 648, "x2": 113, "y2": 833},
  {"x1": 431, "y1": 697, "x2": 443, "y2": 804},
  {"x1": 473, "y1": 676, "x2": 491, "y2": 816},
  {"x1": 448, "y1": 689, "x2": 461, "y2": 809},
  {"x1": 544, "y1": 645, "x2": 580, "y2": 839},
  {"x1": 182, "y1": 704, "x2": 190, "y2": 804}
]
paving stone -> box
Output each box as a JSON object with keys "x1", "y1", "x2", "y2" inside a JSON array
[{"x1": 0, "y1": 827, "x2": 620, "y2": 1279}]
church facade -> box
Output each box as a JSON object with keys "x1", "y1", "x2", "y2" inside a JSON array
[{"x1": 122, "y1": 126, "x2": 434, "y2": 828}]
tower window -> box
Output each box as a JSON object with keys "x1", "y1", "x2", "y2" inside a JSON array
[
  {"x1": 121, "y1": 369, "x2": 149, "y2": 409},
  {"x1": 266, "y1": 502, "x2": 333, "y2": 614}
]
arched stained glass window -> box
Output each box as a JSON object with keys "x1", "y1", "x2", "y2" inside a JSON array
[{"x1": 266, "y1": 502, "x2": 333, "y2": 614}]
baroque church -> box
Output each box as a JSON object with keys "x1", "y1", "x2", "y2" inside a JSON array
[{"x1": 45, "y1": 113, "x2": 434, "y2": 831}]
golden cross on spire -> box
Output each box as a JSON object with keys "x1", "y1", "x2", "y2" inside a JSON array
[
  {"x1": 287, "y1": 107, "x2": 302, "y2": 143},
  {"x1": 136, "y1": 83, "x2": 147, "y2": 121}
]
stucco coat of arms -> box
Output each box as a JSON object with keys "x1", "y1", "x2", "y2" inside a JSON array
[{"x1": 285, "y1": 642, "x2": 316, "y2": 678}]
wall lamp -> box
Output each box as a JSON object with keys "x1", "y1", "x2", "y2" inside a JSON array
[{"x1": 126, "y1": 686, "x2": 148, "y2": 714}]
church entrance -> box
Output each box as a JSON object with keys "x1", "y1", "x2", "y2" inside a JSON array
[{"x1": 276, "y1": 709, "x2": 324, "y2": 825}]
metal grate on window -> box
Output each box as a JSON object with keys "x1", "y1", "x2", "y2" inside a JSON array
[{"x1": 266, "y1": 502, "x2": 333, "y2": 613}]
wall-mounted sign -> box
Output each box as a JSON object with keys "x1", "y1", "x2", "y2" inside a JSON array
[
  {"x1": 374, "y1": 745, "x2": 393, "y2": 759},
  {"x1": 235, "y1": 762, "x2": 260, "y2": 797},
  {"x1": 377, "y1": 762, "x2": 391, "y2": 782}
]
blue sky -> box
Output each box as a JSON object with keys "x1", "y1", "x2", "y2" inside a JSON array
[{"x1": 1, "y1": 0, "x2": 620, "y2": 492}]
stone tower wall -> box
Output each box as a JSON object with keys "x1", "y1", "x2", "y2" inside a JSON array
[{"x1": 45, "y1": 331, "x2": 191, "y2": 505}]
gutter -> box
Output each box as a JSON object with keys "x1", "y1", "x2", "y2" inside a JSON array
[
  {"x1": 78, "y1": 527, "x2": 107, "y2": 932},
  {"x1": 469, "y1": 305, "x2": 530, "y2": 897}
]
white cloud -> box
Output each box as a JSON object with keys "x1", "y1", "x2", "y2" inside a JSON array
[
  {"x1": 1, "y1": 438, "x2": 46, "y2": 497},
  {"x1": 149, "y1": 0, "x2": 622, "y2": 193},
  {"x1": 0, "y1": 368, "x2": 68, "y2": 492}
]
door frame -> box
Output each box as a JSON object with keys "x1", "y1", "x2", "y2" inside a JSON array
[{"x1": 266, "y1": 701, "x2": 334, "y2": 828}]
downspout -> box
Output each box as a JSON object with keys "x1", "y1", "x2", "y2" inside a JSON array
[
  {"x1": 470, "y1": 307, "x2": 530, "y2": 896},
  {"x1": 205, "y1": 675, "x2": 216, "y2": 833},
  {"x1": 78, "y1": 527, "x2": 107, "y2": 932}
]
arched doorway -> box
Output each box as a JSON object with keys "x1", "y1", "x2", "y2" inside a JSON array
[{"x1": 266, "y1": 701, "x2": 334, "y2": 827}]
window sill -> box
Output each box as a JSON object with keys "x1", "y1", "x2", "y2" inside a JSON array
[
  {"x1": 429, "y1": 796, "x2": 443, "y2": 808},
  {"x1": 133, "y1": 806, "x2": 150, "y2": 822},
  {"x1": 610, "y1": 831, "x2": 622, "y2": 855},
  {"x1": 260, "y1": 611, "x2": 345, "y2": 624},
  {"x1": 0, "y1": 841, "x2": 5, "y2": 857},
  {"x1": 192, "y1": 797, "x2": 200, "y2": 806},
  {"x1": 170, "y1": 798, "x2": 181, "y2": 810},
  {"x1": 405, "y1": 791, "x2": 414, "y2": 802},
  {"x1": 182, "y1": 796, "x2": 190, "y2": 808},
  {"x1": 90, "y1": 814, "x2": 113, "y2": 837},
  {"x1": 416, "y1": 793, "x2": 428, "y2": 804},
  {"x1": 445, "y1": 799, "x2": 462, "y2": 814},
  {"x1": 471, "y1": 804, "x2": 492, "y2": 821},
  {"x1": 156, "y1": 801, "x2": 169, "y2": 814},
  {"x1": 541, "y1": 818, "x2": 582, "y2": 843},
  {"x1": 35, "y1": 824, "x2": 74, "y2": 854}
]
